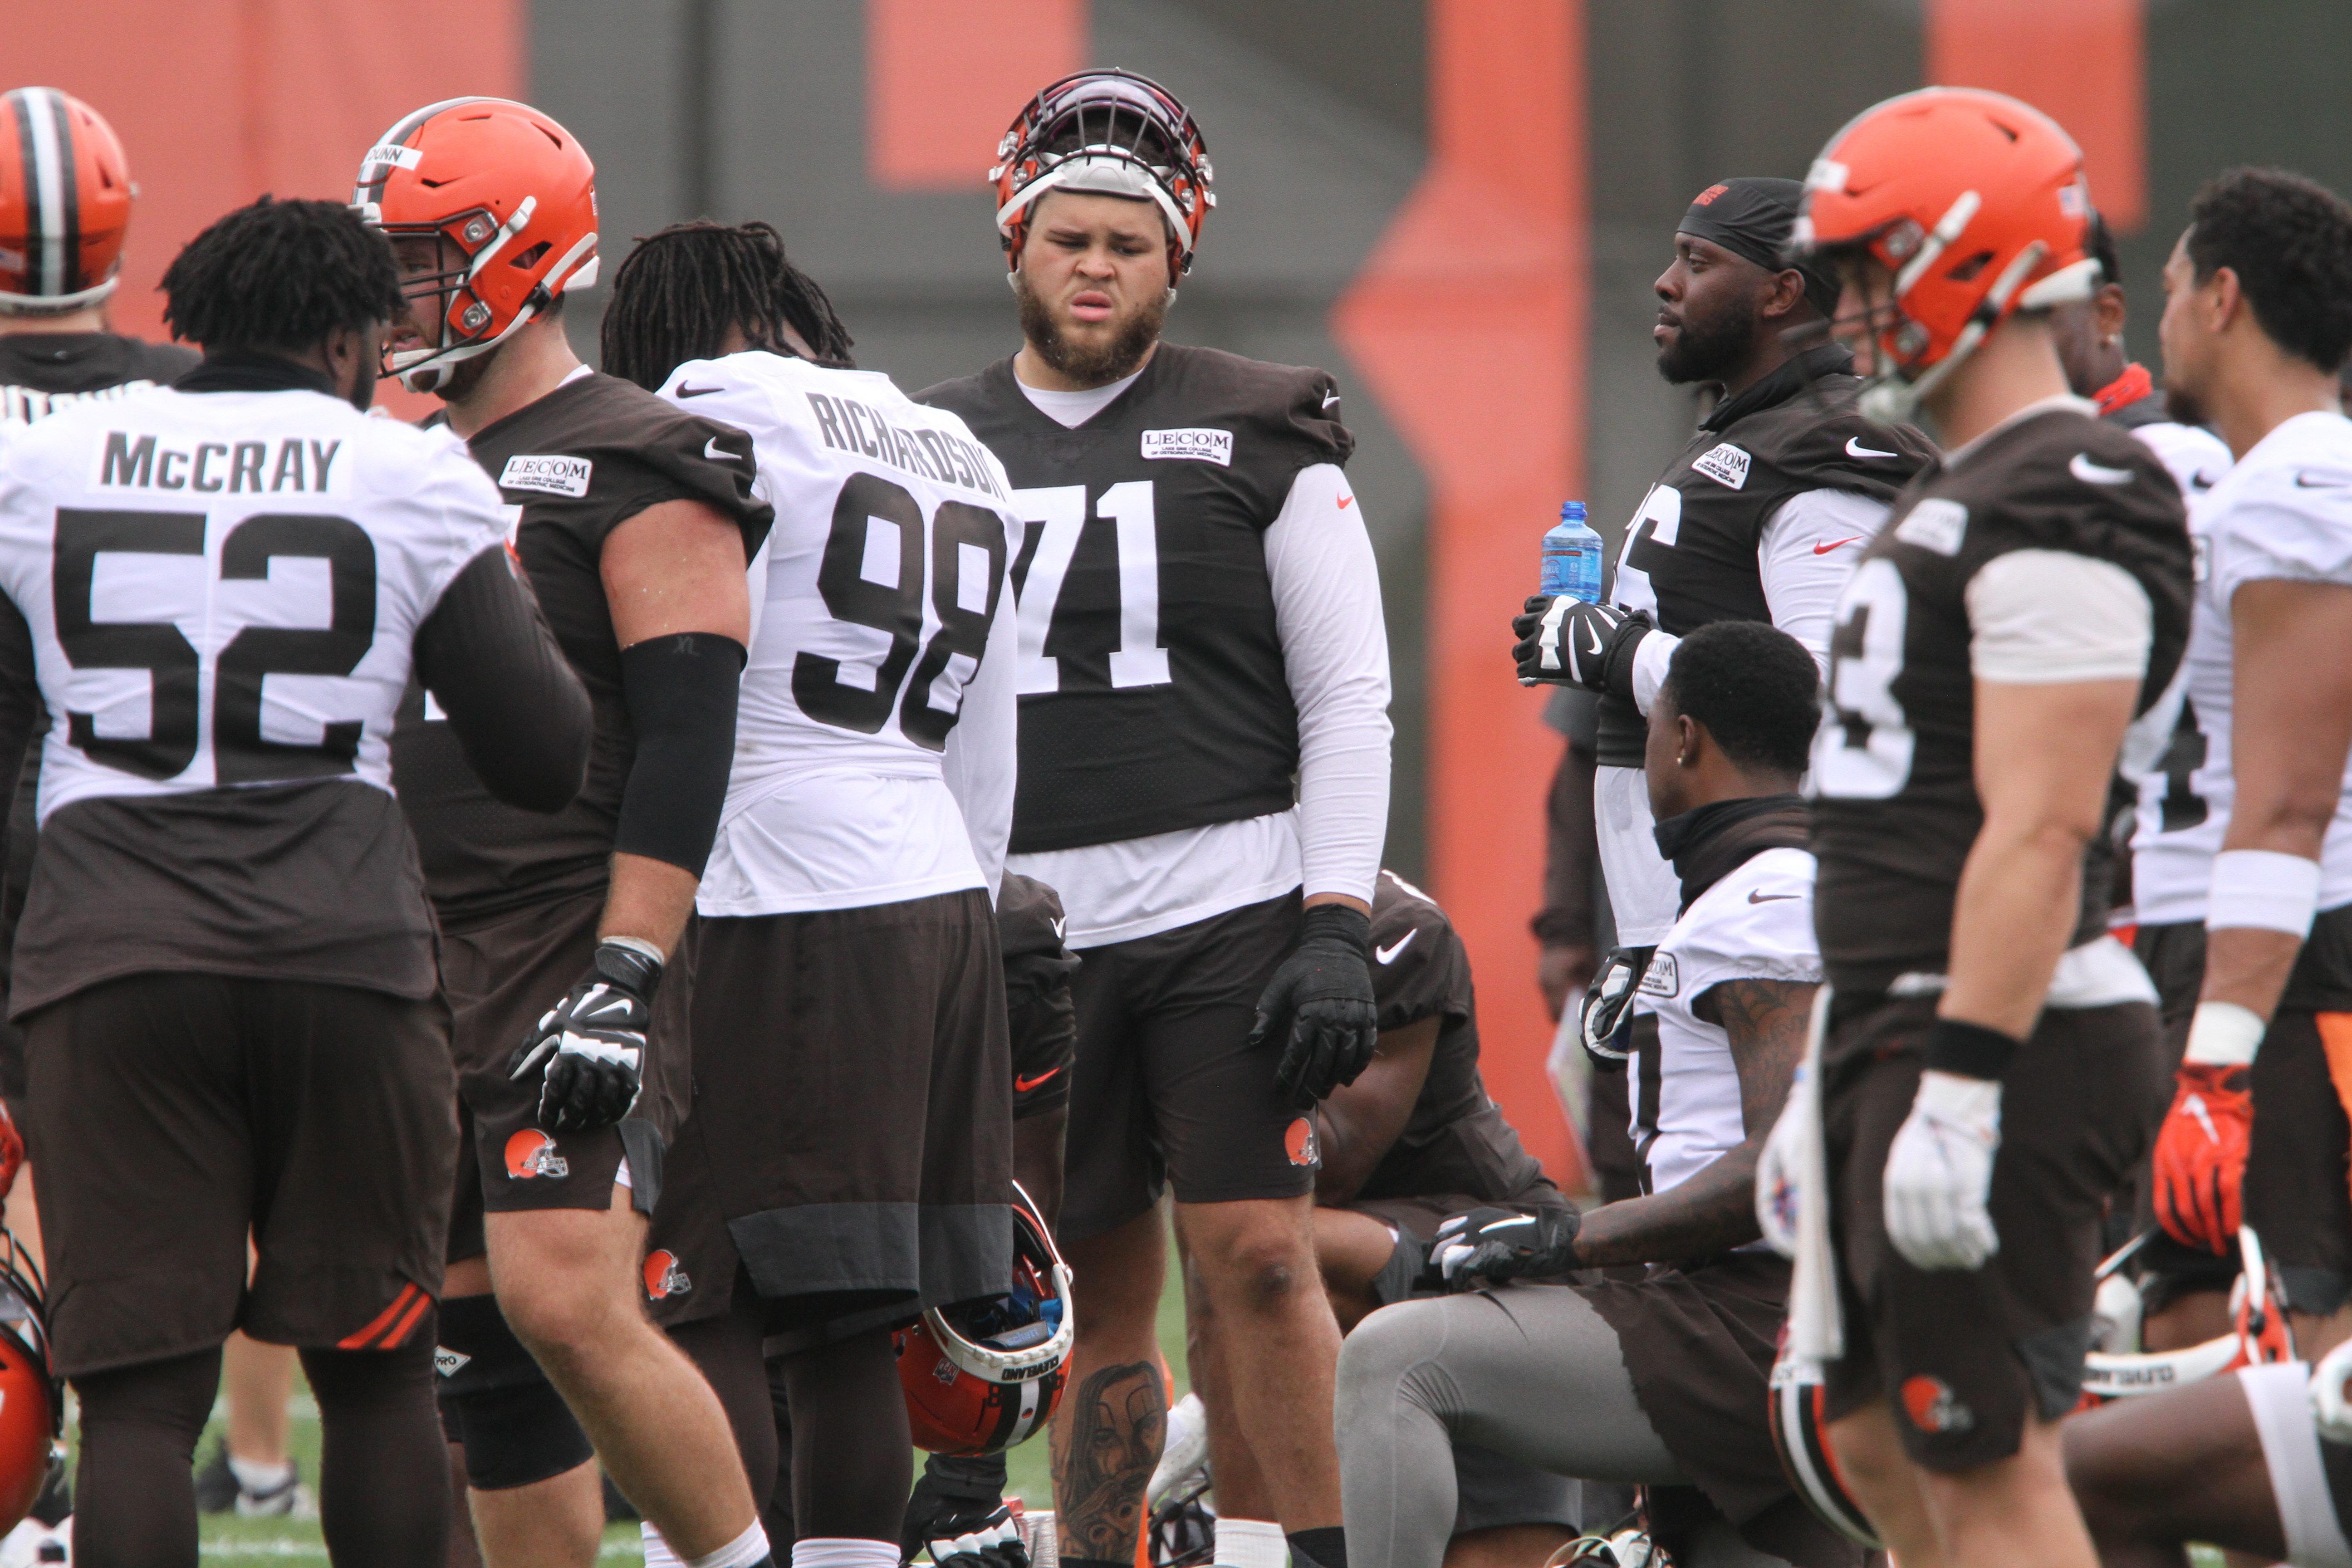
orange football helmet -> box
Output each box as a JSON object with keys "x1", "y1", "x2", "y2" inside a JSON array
[
  {"x1": 896, "y1": 1183, "x2": 1073, "y2": 1455},
  {"x1": 0, "y1": 1234, "x2": 61, "y2": 1535},
  {"x1": 991, "y1": 69, "x2": 1213, "y2": 280},
  {"x1": 352, "y1": 98, "x2": 598, "y2": 393},
  {"x1": 1796, "y1": 86, "x2": 2100, "y2": 421},
  {"x1": 1769, "y1": 1347, "x2": 1882, "y2": 1550},
  {"x1": 0, "y1": 88, "x2": 135, "y2": 315}
]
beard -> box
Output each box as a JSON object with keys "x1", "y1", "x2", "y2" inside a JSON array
[
  {"x1": 1016, "y1": 271, "x2": 1167, "y2": 388},
  {"x1": 1656, "y1": 302, "x2": 1759, "y2": 387},
  {"x1": 2164, "y1": 377, "x2": 2209, "y2": 428}
]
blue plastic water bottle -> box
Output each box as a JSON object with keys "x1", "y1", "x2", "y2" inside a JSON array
[{"x1": 1541, "y1": 502, "x2": 1604, "y2": 603}]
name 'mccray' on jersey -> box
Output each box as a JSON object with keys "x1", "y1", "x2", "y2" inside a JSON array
[
  {"x1": 1810, "y1": 403, "x2": 2193, "y2": 993},
  {"x1": 0, "y1": 377, "x2": 520, "y2": 1012},
  {"x1": 921, "y1": 344, "x2": 1353, "y2": 852},
  {"x1": 2132, "y1": 410, "x2": 2352, "y2": 925},
  {"x1": 389, "y1": 369, "x2": 773, "y2": 927},
  {"x1": 1599, "y1": 347, "x2": 1936, "y2": 766},
  {"x1": 657, "y1": 349, "x2": 1021, "y2": 914}
]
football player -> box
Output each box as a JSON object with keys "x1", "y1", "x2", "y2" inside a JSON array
[
  {"x1": 919, "y1": 71, "x2": 1391, "y2": 1568},
  {"x1": 1179, "y1": 868, "x2": 1581, "y2": 1568},
  {"x1": 2055, "y1": 167, "x2": 2352, "y2": 1568},
  {"x1": 1337, "y1": 622, "x2": 1852, "y2": 1568},
  {"x1": 357, "y1": 101, "x2": 777, "y2": 1568},
  {"x1": 600, "y1": 218, "x2": 1021, "y2": 1568},
  {"x1": 1794, "y1": 89, "x2": 2193, "y2": 1568},
  {"x1": 0, "y1": 84, "x2": 209, "y2": 1542},
  {"x1": 0, "y1": 195, "x2": 591, "y2": 1568},
  {"x1": 1510, "y1": 176, "x2": 1935, "y2": 1027}
]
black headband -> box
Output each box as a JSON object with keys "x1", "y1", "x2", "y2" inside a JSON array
[{"x1": 1679, "y1": 176, "x2": 1840, "y2": 320}]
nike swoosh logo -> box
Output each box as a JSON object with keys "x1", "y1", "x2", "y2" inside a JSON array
[
  {"x1": 675, "y1": 383, "x2": 724, "y2": 398},
  {"x1": 2295, "y1": 471, "x2": 2352, "y2": 488},
  {"x1": 703, "y1": 436, "x2": 738, "y2": 462},
  {"x1": 2070, "y1": 452, "x2": 2134, "y2": 485},
  {"x1": 1338, "y1": 494, "x2": 1354, "y2": 509},
  {"x1": 1376, "y1": 930, "x2": 1417, "y2": 965},
  {"x1": 1050, "y1": 917, "x2": 1066, "y2": 941},
  {"x1": 1812, "y1": 536, "x2": 1862, "y2": 555},
  {"x1": 1846, "y1": 437, "x2": 1897, "y2": 459},
  {"x1": 2191, "y1": 470, "x2": 2221, "y2": 492},
  {"x1": 1014, "y1": 1067, "x2": 1063, "y2": 1093},
  {"x1": 1748, "y1": 890, "x2": 1799, "y2": 904},
  {"x1": 1322, "y1": 392, "x2": 1340, "y2": 410},
  {"x1": 1580, "y1": 622, "x2": 1604, "y2": 657}
]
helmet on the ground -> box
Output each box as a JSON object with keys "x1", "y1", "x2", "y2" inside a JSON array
[
  {"x1": 0, "y1": 1234, "x2": 62, "y2": 1534},
  {"x1": 352, "y1": 97, "x2": 599, "y2": 393},
  {"x1": 896, "y1": 1182, "x2": 1074, "y2": 1454},
  {"x1": 1795, "y1": 86, "x2": 2099, "y2": 421},
  {"x1": 0, "y1": 88, "x2": 136, "y2": 315},
  {"x1": 991, "y1": 69, "x2": 1213, "y2": 279},
  {"x1": 1768, "y1": 1351, "x2": 1883, "y2": 1550}
]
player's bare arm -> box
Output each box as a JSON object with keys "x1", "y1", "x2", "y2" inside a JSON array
[
  {"x1": 1310, "y1": 1017, "x2": 1439, "y2": 1206},
  {"x1": 1572, "y1": 974, "x2": 1810, "y2": 1268}
]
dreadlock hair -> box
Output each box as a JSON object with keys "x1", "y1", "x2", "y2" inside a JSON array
[
  {"x1": 160, "y1": 196, "x2": 402, "y2": 355},
  {"x1": 601, "y1": 220, "x2": 856, "y2": 391}
]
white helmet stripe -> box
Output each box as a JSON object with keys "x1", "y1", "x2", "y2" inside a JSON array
[{"x1": 18, "y1": 89, "x2": 71, "y2": 299}]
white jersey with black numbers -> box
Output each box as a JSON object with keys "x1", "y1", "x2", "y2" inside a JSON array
[
  {"x1": 657, "y1": 350, "x2": 1020, "y2": 916},
  {"x1": 2132, "y1": 411, "x2": 2352, "y2": 924},
  {"x1": 1632, "y1": 846, "x2": 1819, "y2": 1197},
  {"x1": 0, "y1": 383, "x2": 506, "y2": 823}
]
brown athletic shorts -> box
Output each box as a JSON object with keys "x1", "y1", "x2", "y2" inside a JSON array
[
  {"x1": 1062, "y1": 891, "x2": 1313, "y2": 1244},
  {"x1": 24, "y1": 972, "x2": 456, "y2": 1377},
  {"x1": 440, "y1": 887, "x2": 694, "y2": 1263},
  {"x1": 679, "y1": 889, "x2": 1012, "y2": 1336},
  {"x1": 1820, "y1": 993, "x2": 2165, "y2": 1471},
  {"x1": 2134, "y1": 917, "x2": 2352, "y2": 1313}
]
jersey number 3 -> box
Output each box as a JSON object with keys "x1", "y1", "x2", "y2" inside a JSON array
[{"x1": 54, "y1": 509, "x2": 377, "y2": 783}]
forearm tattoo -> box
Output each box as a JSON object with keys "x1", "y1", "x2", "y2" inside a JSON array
[{"x1": 1051, "y1": 1358, "x2": 1166, "y2": 1563}]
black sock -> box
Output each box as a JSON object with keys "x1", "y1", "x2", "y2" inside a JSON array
[
  {"x1": 1064, "y1": 1558, "x2": 1130, "y2": 1568},
  {"x1": 1289, "y1": 1527, "x2": 1349, "y2": 1568}
]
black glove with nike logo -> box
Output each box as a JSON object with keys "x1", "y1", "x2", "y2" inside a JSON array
[
  {"x1": 510, "y1": 939, "x2": 662, "y2": 1134},
  {"x1": 1432, "y1": 1205, "x2": 1583, "y2": 1290},
  {"x1": 1513, "y1": 597, "x2": 1651, "y2": 696},
  {"x1": 1253, "y1": 904, "x2": 1380, "y2": 1106}
]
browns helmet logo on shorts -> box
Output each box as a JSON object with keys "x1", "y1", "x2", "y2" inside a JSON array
[
  {"x1": 1900, "y1": 1373, "x2": 1975, "y2": 1434},
  {"x1": 504, "y1": 1128, "x2": 569, "y2": 1181},
  {"x1": 642, "y1": 1250, "x2": 691, "y2": 1301},
  {"x1": 1285, "y1": 1116, "x2": 1320, "y2": 1168}
]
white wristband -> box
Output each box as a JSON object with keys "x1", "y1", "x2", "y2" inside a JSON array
[
  {"x1": 2207, "y1": 849, "x2": 2322, "y2": 937},
  {"x1": 602, "y1": 934, "x2": 668, "y2": 968},
  {"x1": 1630, "y1": 629, "x2": 1678, "y2": 716},
  {"x1": 2184, "y1": 1000, "x2": 2267, "y2": 1067}
]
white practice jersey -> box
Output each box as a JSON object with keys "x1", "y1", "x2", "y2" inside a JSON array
[
  {"x1": 1632, "y1": 846, "x2": 1820, "y2": 1197},
  {"x1": 0, "y1": 384, "x2": 505, "y2": 823},
  {"x1": 659, "y1": 351, "x2": 1020, "y2": 916},
  {"x1": 2133, "y1": 411, "x2": 2352, "y2": 924},
  {"x1": 2131, "y1": 418, "x2": 2232, "y2": 503}
]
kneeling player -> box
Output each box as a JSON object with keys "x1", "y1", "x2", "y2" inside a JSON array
[
  {"x1": 0, "y1": 198, "x2": 591, "y2": 1568},
  {"x1": 1181, "y1": 869, "x2": 1579, "y2": 1568},
  {"x1": 602, "y1": 220, "x2": 1023, "y2": 1568},
  {"x1": 1336, "y1": 622, "x2": 1856, "y2": 1568}
]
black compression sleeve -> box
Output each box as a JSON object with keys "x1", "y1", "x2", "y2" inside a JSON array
[
  {"x1": 414, "y1": 547, "x2": 593, "y2": 814},
  {"x1": 0, "y1": 595, "x2": 39, "y2": 815},
  {"x1": 614, "y1": 631, "x2": 745, "y2": 876}
]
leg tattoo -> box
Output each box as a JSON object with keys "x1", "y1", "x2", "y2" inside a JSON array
[{"x1": 1053, "y1": 1360, "x2": 1166, "y2": 1563}]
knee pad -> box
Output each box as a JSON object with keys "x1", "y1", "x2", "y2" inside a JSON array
[{"x1": 436, "y1": 1295, "x2": 593, "y2": 1491}]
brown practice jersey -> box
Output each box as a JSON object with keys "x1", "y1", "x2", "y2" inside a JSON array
[
  {"x1": 1809, "y1": 406, "x2": 2193, "y2": 991},
  {"x1": 1355, "y1": 869, "x2": 1557, "y2": 1205},
  {"x1": 390, "y1": 372, "x2": 772, "y2": 926}
]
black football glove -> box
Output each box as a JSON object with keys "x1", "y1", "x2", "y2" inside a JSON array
[
  {"x1": 509, "y1": 940, "x2": 661, "y2": 1134},
  {"x1": 1580, "y1": 946, "x2": 1651, "y2": 1072},
  {"x1": 1512, "y1": 597, "x2": 1651, "y2": 695},
  {"x1": 1252, "y1": 904, "x2": 1380, "y2": 1106},
  {"x1": 903, "y1": 1454, "x2": 1012, "y2": 1567},
  {"x1": 1432, "y1": 1205, "x2": 1583, "y2": 1290},
  {"x1": 923, "y1": 1505, "x2": 1029, "y2": 1568}
]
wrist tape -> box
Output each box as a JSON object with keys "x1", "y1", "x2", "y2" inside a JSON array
[
  {"x1": 2184, "y1": 1000, "x2": 2266, "y2": 1068},
  {"x1": 2207, "y1": 849, "x2": 2322, "y2": 937}
]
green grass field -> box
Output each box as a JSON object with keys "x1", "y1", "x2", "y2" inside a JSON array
[{"x1": 160, "y1": 1246, "x2": 1191, "y2": 1564}]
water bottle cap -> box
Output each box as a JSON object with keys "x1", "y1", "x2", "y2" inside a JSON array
[{"x1": 1559, "y1": 501, "x2": 1587, "y2": 523}]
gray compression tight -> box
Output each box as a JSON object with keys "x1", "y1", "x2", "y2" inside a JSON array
[{"x1": 1334, "y1": 1285, "x2": 1790, "y2": 1568}]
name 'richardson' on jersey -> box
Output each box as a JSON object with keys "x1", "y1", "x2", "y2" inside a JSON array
[{"x1": 801, "y1": 387, "x2": 1009, "y2": 501}]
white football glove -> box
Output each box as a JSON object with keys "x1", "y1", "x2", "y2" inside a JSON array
[
  {"x1": 1754, "y1": 1068, "x2": 1809, "y2": 1259},
  {"x1": 1883, "y1": 1070, "x2": 2002, "y2": 1271}
]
